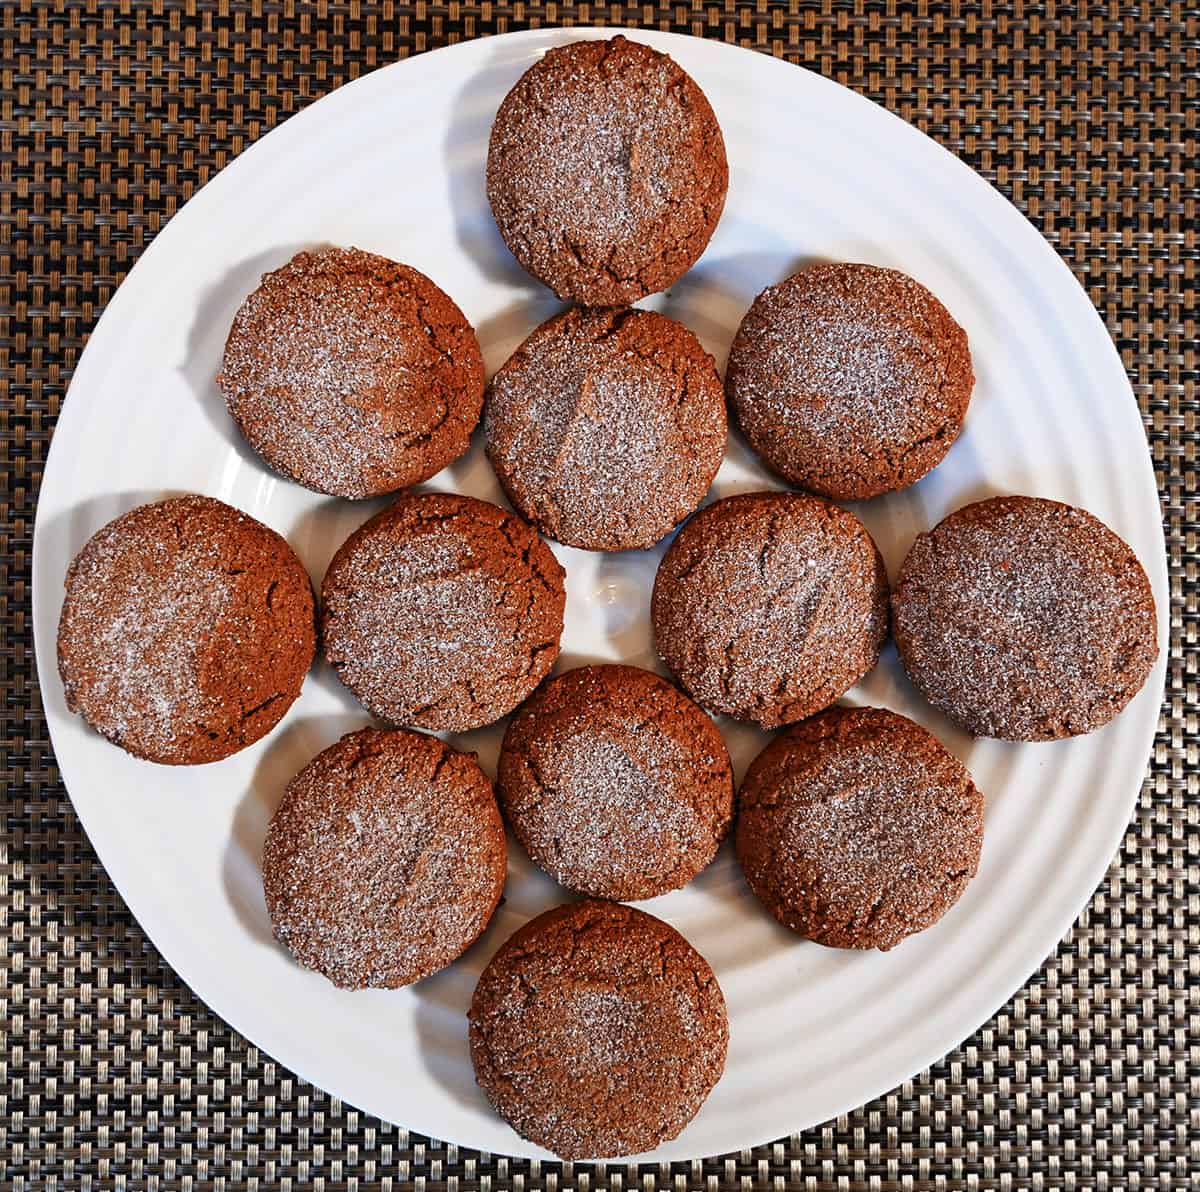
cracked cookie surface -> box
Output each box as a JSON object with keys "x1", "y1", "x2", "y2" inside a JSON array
[
  {"x1": 321, "y1": 492, "x2": 566, "y2": 732},
  {"x1": 484, "y1": 307, "x2": 726, "y2": 551},
  {"x1": 57, "y1": 494, "x2": 316, "y2": 765},
  {"x1": 735, "y1": 705, "x2": 984, "y2": 951},
  {"x1": 497, "y1": 664, "x2": 734, "y2": 900},
  {"x1": 218, "y1": 246, "x2": 484, "y2": 499},
  {"x1": 468, "y1": 899, "x2": 728, "y2": 1158},
  {"x1": 486, "y1": 36, "x2": 728, "y2": 306},
  {"x1": 726, "y1": 262, "x2": 974, "y2": 501},
  {"x1": 893, "y1": 495, "x2": 1158, "y2": 740},
  {"x1": 263, "y1": 727, "x2": 507, "y2": 989},
  {"x1": 651, "y1": 491, "x2": 889, "y2": 729}
]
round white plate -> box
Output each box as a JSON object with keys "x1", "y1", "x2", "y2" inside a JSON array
[{"x1": 32, "y1": 28, "x2": 1167, "y2": 1162}]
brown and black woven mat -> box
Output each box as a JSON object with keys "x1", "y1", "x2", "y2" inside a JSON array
[{"x1": 3, "y1": 3, "x2": 1196, "y2": 1188}]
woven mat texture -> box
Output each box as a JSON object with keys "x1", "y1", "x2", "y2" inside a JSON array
[{"x1": 2, "y1": 2, "x2": 1196, "y2": 1188}]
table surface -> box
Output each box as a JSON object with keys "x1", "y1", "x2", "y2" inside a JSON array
[{"x1": 3, "y1": 3, "x2": 1196, "y2": 1189}]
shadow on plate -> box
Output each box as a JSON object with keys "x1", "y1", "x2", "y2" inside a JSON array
[
  {"x1": 221, "y1": 712, "x2": 370, "y2": 949},
  {"x1": 440, "y1": 420, "x2": 508, "y2": 506},
  {"x1": 439, "y1": 39, "x2": 550, "y2": 295},
  {"x1": 285, "y1": 492, "x2": 390, "y2": 589},
  {"x1": 409, "y1": 894, "x2": 524, "y2": 1116},
  {"x1": 473, "y1": 296, "x2": 566, "y2": 375},
  {"x1": 438, "y1": 32, "x2": 563, "y2": 370},
  {"x1": 179, "y1": 242, "x2": 319, "y2": 463},
  {"x1": 35, "y1": 489, "x2": 190, "y2": 719},
  {"x1": 653, "y1": 247, "x2": 826, "y2": 366}
]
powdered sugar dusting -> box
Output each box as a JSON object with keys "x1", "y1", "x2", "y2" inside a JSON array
[
  {"x1": 504, "y1": 67, "x2": 676, "y2": 245},
  {"x1": 770, "y1": 733, "x2": 979, "y2": 934},
  {"x1": 88, "y1": 552, "x2": 233, "y2": 751}
]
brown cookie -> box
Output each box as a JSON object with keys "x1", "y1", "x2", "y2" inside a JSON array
[
  {"x1": 321, "y1": 492, "x2": 566, "y2": 732},
  {"x1": 57, "y1": 495, "x2": 315, "y2": 766},
  {"x1": 486, "y1": 36, "x2": 728, "y2": 305},
  {"x1": 497, "y1": 665, "x2": 734, "y2": 900},
  {"x1": 485, "y1": 307, "x2": 726, "y2": 551},
  {"x1": 735, "y1": 706, "x2": 984, "y2": 951},
  {"x1": 726, "y1": 263, "x2": 974, "y2": 501},
  {"x1": 218, "y1": 247, "x2": 484, "y2": 499},
  {"x1": 892, "y1": 495, "x2": 1158, "y2": 740},
  {"x1": 468, "y1": 900, "x2": 728, "y2": 1158},
  {"x1": 651, "y1": 491, "x2": 890, "y2": 728},
  {"x1": 263, "y1": 727, "x2": 507, "y2": 989}
]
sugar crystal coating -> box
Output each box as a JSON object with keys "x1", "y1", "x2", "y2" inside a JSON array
[
  {"x1": 485, "y1": 307, "x2": 726, "y2": 551},
  {"x1": 321, "y1": 492, "x2": 566, "y2": 732},
  {"x1": 652, "y1": 491, "x2": 890, "y2": 728},
  {"x1": 218, "y1": 247, "x2": 484, "y2": 499},
  {"x1": 497, "y1": 664, "x2": 734, "y2": 900},
  {"x1": 726, "y1": 262, "x2": 974, "y2": 500}
]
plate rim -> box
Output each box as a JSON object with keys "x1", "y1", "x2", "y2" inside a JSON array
[{"x1": 31, "y1": 26, "x2": 1169, "y2": 1161}]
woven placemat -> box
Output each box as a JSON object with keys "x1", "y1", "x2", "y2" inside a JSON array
[{"x1": 3, "y1": 3, "x2": 1196, "y2": 1188}]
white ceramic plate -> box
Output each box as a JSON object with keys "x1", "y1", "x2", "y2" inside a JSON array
[{"x1": 32, "y1": 28, "x2": 1167, "y2": 1161}]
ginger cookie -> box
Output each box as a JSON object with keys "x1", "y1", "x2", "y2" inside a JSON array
[
  {"x1": 263, "y1": 727, "x2": 507, "y2": 988},
  {"x1": 486, "y1": 36, "x2": 728, "y2": 305},
  {"x1": 218, "y1": 246, "x2": 484, "y2": 499},
  {"x1": 892, "y1": 495, "x2": 1158, "y2": 740},
  {"x1": 321, "y1": 492, "x2": 566, "y2": 732},
  {"x1": 468, "y1": 900, "x2": 728, "y2": 1158},
  {"x1": 735, "y1": 705, "x2": 985, "y2": 951},
  {"x1": 651, "y1": 491, "x2": 889, "y2": 728},
  {"x1": 485, "y1": 307, "x2": 726, "y2": 551},
  {"x1": 726, "y1": 262, "x2": 974, "y2": 500},
  {"x1": 57, "y1": 494, "x2": 315, "y2": 765},
  {"x1": 497, "y1": 665, "x2": 734, "y2": 900}
]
